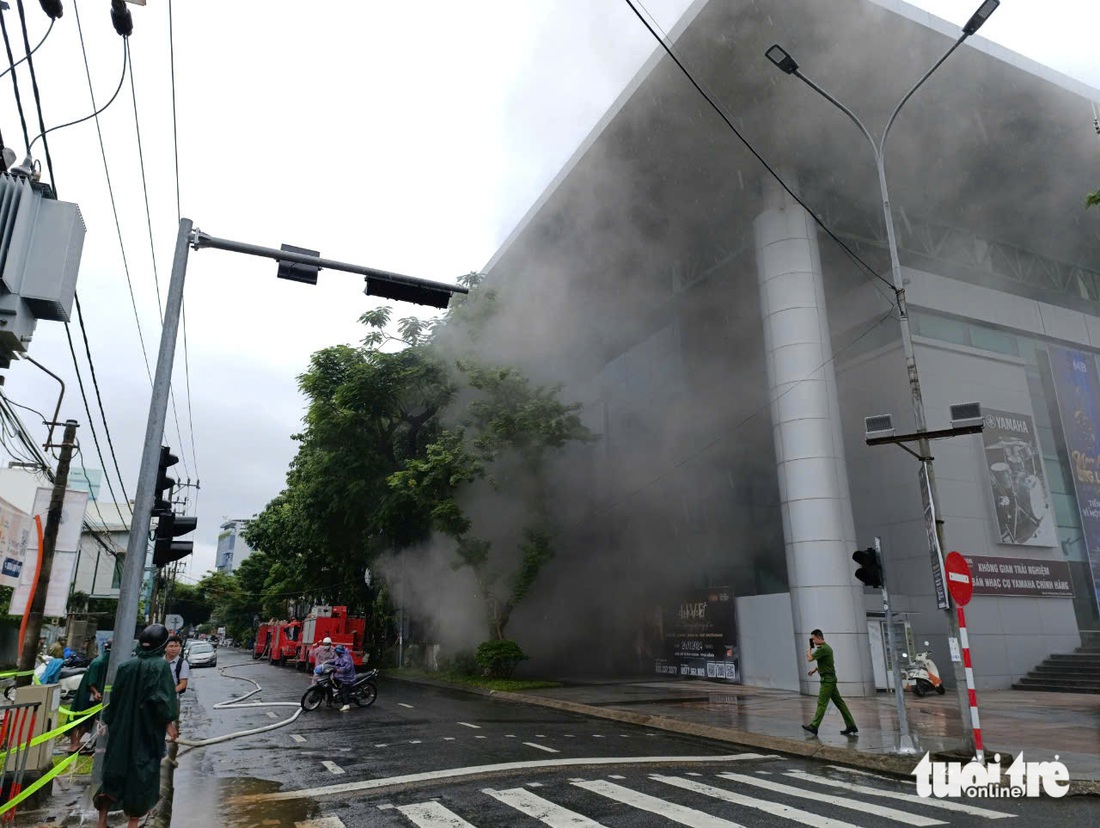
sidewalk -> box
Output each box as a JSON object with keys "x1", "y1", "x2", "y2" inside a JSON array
[{"x1": 395, "y1": 674, "x2": 1100, "y2": 795}]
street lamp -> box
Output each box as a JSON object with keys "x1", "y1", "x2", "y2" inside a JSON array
[{"x1": 765, "y1": 0, "x2": 999, "y2": 758}]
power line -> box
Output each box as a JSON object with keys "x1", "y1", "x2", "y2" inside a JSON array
[
  {"x1": 0, "y1": 5, "x2": 31, "y2": 150},
  {"x1": 127, "y1": 44, "x2": 193, "y2": 481},
  {"x1": 16, "y1": 0, "x2": 133, "y2": 521},
  {"x1": 623, "y1": 0, "x2": 898, "y2": 303},
  {"x1": 73, "y1": 4, "x2": 152, "y2": 389},
  {"x1": 0, "y1": 16, "x2": 51, "y2": 82}
]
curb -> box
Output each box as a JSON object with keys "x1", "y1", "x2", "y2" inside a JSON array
[{"x1": 388, "y1": 673, "x2": 1100, "y2": 796}]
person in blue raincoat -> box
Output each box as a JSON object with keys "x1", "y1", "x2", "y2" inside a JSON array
[
  {"x1": 332, "y1": 645, "x2": 356, "y2": 712},
  {"x1": 94, "y1": 624, "x2": 179, "y2": 828}
]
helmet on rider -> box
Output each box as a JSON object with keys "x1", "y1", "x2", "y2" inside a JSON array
[
  {"x1": 322, "y1": 637, "x2": 332, "y2": 645},
  {"x1": 138, "y1": 623, "x2": 170, "y2": 652},
  {"x1": 334, "y1": 645, "x2": 346, "y2": 654}
]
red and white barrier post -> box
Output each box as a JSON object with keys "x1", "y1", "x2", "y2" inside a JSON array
[{"x1": 956, "y1": 604, "x2": 984, "y2": 764}]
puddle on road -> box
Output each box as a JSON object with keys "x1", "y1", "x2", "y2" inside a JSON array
[{"x1": 173, "y1": 773, "x2": 319, "y2": 827}]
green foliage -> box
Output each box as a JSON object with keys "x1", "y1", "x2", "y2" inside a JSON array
[
  {"x1": 1088, "y1": 189, "x2": 1100, "y2": 209},
  {"x1": 475, "y1": 639, "x2": 528, "y2": 678},
  {"x1": 245, "y1": 271, "x2": 593, "y2": 657},
  {"x1": 448, "y1": 649, "x2": 479, "y2": 676}
]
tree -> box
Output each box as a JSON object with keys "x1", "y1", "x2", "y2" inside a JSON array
[{"x1": 247, "y1": 272, "x2": 592, "y2": 647}]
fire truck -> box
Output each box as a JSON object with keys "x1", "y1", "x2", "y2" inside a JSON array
[
  {"x1": 297, "y1": 605, "x2": 367, "y2": 671},
  {"x1": 269, "y1": 619, "x2": 303, "y2": 666},
  {"x1": 253, "y1": 623, "x2": 274, "y2": 660}
]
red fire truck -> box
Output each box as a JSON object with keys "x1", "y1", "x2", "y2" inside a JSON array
[
  {"x1": 269, "y1": 619, "x2": 303, "y2": 666},
  {"x1": 297, "y1": 605, "x2": 367, "y2": 671},
  {"x1": 253, "y1": 623, "x2": 274, "y2": 660}
]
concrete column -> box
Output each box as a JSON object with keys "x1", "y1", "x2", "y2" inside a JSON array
[{"x1": 753, "y1": 182, "x2": 875, "y2": 698}]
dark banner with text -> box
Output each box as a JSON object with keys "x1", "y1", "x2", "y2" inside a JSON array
[
  {"x1": 961, "y1": 554, "x2": 1074, "y2": 598},
  {"x1": 1046, "y1": 346, "x2": 1100, "y2": 609},
  {"x1": 656, "y1": 587, "x2": 739, "y2": 682}
]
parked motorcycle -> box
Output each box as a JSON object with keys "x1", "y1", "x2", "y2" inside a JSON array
[
  {"x1": 300, "y1": 664, "x2": 379, "y2": 711},
  {"x1": 903, "y1": 643, "x2": 946, "y2": 697}
]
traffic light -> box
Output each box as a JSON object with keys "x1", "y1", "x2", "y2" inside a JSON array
[
  {"x1": 153, "y1": 512, "x2": 197, "y2": 568},
  {"x1": 153, "y1": 446, "x2": 178, "y2": 514},
  {"x1": 852, "y1": 547, "x2": 883, "y2": 588}
]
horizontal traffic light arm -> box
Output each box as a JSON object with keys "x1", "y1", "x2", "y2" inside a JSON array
[
  {"x1": 190, "y1": 230, "x2": 469, "y2": 308},
  {"x1": 865, "y1": 423, "x2": 984, "y2": 451}
]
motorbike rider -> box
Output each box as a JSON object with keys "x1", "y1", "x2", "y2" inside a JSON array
[
  {"x1": 310, "y1": 636, "x2": 336, "y2": 680},
  {"x1": 331, "y1": 644, "x2": 356, "y2": 712}
]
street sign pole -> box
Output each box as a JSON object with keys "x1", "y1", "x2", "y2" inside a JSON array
[
  {"x1": 945, "y1": 551, "x2": 983, "y2": 762},
  {"x1": 878, "y1": 536, "x2": 915, "y2": 754}
]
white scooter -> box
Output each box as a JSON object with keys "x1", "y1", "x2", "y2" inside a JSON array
[{"x1": 902, "y1": 642, "x2": 946, "y2": 697}]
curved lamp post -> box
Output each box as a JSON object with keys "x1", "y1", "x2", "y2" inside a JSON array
[{"x1": 765, "y1": 0, "x2": 1000, "y2": 756}]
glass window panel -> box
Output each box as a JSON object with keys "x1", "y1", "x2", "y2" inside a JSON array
[
  {"x1": 917, "y1": 314, "x2": 969, "y2": 346},
  {"x1": 969, "y1": 325, "x2": 1018, "y2": 356},
  {"x1": 1054, "y1": 492, "x2": 1084, "y2": 529}
]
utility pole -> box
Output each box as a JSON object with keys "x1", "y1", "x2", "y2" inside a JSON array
[
  {"x1": 15, "y1": 419, "x2": 78, "y2": 686},
  {"x1": 877, "y1": 536, "x2": 915, "y2": 754}
]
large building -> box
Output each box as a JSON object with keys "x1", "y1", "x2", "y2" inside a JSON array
[
  {"x1": 480, "y1": 0, "x2": 1100, "y2": 693},
  {"x1": 216, "y1": 518, "x2": 254, "y2": 574}
]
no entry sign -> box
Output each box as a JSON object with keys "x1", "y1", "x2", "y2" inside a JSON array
[{"x1": 945, "y1": 551, "x2": 973, "y2": 606}]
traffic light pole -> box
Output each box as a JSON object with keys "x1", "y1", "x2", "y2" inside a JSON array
[
  {"x1": 92, "y1": 218, "x2": 193, "y2": 789},
  {"x1": 878, "y1": 536, "x2": 915, "y2": 754}
]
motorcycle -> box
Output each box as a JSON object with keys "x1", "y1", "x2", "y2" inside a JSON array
[
  {"x1": 903, "y1": 643, "x2": 946, "y2": 697},
  {"x1": 300, "y1": 664, "x2": 379, "y2": 711}
]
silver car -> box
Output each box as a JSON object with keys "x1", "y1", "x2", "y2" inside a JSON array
[{"x1": 187, "y1": 641, "x2": 217, "y2": 668}]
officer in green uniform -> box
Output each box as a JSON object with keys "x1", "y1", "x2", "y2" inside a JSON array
[{"x1": 802, "y1": 629, "x2": 858, "y2": 736}]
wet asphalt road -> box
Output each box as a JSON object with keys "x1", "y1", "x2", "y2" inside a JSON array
[{"x1": 171, "y1": 649, "x2": 1097, "y2": 828}]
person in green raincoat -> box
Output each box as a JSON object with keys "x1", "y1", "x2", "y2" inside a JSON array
[
  {"x1": 67, "y1": 639, "x2": 110, "y2": 753},
  {"x1": 94, "y1": 624, "x2": 180, "y2": 828}
]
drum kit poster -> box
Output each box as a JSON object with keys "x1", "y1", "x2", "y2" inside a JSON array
[{"x1": 982, "y1": 408, "x2": 1057, "y2": 547}]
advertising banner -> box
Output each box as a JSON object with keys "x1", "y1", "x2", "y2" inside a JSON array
[
  {"x1": 655, "y1": 586, "x2": 739, "y2": 682},
  {"x1": 961, "y1": 554, "x2": 1074, "y2": 598},
  {"x1": 0, "y1": 497, "x2": 33, "y2": 588},
  {"x1": 1046, "y1": 346, "x2": 1100, "y2": 607},
  {"x1": 920, "y1": 462, "x2": 950, "y2": 609},
  {"x1": 8, "y1": 488, "x2": 90, "y2": 617},
  {"x1": 981, "y1": 409, "x2": 1057, "y2": 547}
]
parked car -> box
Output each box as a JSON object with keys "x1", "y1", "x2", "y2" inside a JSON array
[{"x1": 187, "y1": 641, "x2": 217, "y2": 668}]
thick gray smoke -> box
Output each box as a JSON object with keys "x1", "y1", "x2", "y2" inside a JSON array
[{"x1": 386, "y1": 0, "x2": 1100, "y2": 675}]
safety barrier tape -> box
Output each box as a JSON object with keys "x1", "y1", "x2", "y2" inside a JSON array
[
  {"x1": 0, "y1": 671, "x2": 36, "y2": 679},
  {"x1": 0, "y1": 745, "x2": 82, "y2": 815},
  {"x1": 0, "y1": 703, "x2": 104, "y2": 768}
]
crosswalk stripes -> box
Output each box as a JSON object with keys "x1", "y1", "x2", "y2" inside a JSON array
[
  {"x1": 483, "y1": 787, "x2": 606, "y2": 827},
  {"x1": 397, "y1": 800, "x2": 478, "y2": 826},
  {"x1": 783, "y1": 770, "x2": 1017, "y2": 819},
  {"x1": 572, "y1": 778, "x2": 746, "y2": 826},
  {"x1": 717, "y1": 772, "x2": 948, "y2": 826},
  {"x1": 651, "y1": 774, "x2": 863, "y2": 828},
  {"x1": 315, "y1": 765, "x2": 1021, "y2": 827}
]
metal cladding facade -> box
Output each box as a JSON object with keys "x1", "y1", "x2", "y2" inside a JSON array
[{"x1": 481, "y1": 0, "x2": 1100, "y2": 690}]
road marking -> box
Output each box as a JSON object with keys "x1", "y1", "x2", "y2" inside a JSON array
[
  {"x1": 266, "y1": 711, "x2": 279, "y2": 719},
  {"x1": 784, "y1": 770, "x2": 1016, "y2": 818},
  {"x1": 398, "y1": 702, "x2": 415, "y2": 709},
  {"x1": 475, "y1": 735, "x2": 486, "y2": 740},
  {"x1": 564, "y1": 734, "x2": 575, "y2": 738},
  {"x1": 291, "y1": 734, "x2": 306, "y2": 743},
  {"x1": 527, "y1": 782, "x2": 543, "y2": 788},
  {"x1": 654, "y1": 774, "x2": 862, "y2": 828},
  {"x1": 243, "y1": 755, "x2": 758, "y2": 803},
  {"x1": 574, "y1": 779, "x2": 744, "y2": 826},
  {"x1": 443, "y1": 737, "x2": 456, "y2": 741},
  {"x1": 718, "y1": 773, "x2": 946, "y2": 826},
  {"x1": 619, "y1": 734, "x2": 629, "y2": 738},
  {"x1": 609, "y1": 774, "x2": 625, "y2": 779},
  {"x1": 374, "y1": 744, "x2": 389, "y2": 748},
  {"x1": 295, "y1": 817, "x2": 347, "y2": 828},
  {"x1": 686, "y1": 772, "x2": 702, "y2": 777},
  {"x1": 484, "y1": 786, "x2": 606, "y2": 826},
  {"x1": 523, "y1": 741, "x2": 560, "y2": 753},
  {"x1": 321, "y1": 761, "x2": 345, "y2": 776},
  {"x1": 456, "y1": 721, "x2": 481, "y2": 729},
  {"x1": 505, "y1": 734, "x2": 516, "y2": 738},
  {"x1": 536, "y1": 734, "x2": 546, "y2": 738},
  {"x1": 592, "y1": 735, "x2": 604, "y2": 739},
  {"x1": 827, "y1": 765, "x2": 915, "y2": 784},
  {"x1": 409, "y1": 740, "x2": 423, "y2": 744},
  {"x1": 396, "y1": 801, "x2": 477, "y2": 827}
]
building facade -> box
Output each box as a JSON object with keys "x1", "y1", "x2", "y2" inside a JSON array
[
  {"x1": 216, "y1": 518, "x2": 254, "y2": 574},
  {"x1": 481, "y1": 0, "x2": 1100, "y2": 692}
]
